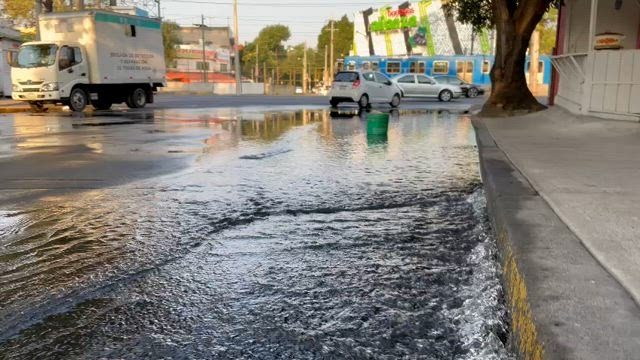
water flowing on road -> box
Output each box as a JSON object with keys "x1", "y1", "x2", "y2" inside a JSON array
[{"x1": 0, "y1": 107, "x2": 512, "y2": 359}]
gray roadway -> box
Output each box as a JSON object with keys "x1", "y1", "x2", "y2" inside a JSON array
[{"x1": 0, "y1": 94, "x2": 483, "y2": 207}]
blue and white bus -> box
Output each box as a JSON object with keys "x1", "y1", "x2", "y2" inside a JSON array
[{"x1": 339, "y1": 55, "x2": 552, "y2": 87}]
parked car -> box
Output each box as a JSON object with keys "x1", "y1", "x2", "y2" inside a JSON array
[
  {"x1": 434, "y1": 75, "x2": 485, "y2": 98},
  {"x1": 392, "y1": 74, "x2": 463, "y2": 102},
  {"x1": 329, "y1": 70, "x2": 402, "y2": 108}
]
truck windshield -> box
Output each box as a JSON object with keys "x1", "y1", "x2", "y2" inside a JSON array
[{"x1": 13, "y1": 44, "x2": 58, "y2": 68}]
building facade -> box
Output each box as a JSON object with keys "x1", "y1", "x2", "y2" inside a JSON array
[
  {"x1": 352, "y1": 0, "x2": 494, "y2": 57},
  {"x1": 167, "y1": 26, "x2": 235, "y2": 83},
  {"x1": 552, "y1": 0, "x2": 640, "y2": 120}
]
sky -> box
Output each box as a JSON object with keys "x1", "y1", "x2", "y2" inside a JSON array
[{"x1": 159, "y1": 0, "x2": 398, "y2": 48}]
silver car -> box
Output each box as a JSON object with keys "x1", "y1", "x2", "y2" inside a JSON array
[{"x1": 392, "y1": 73, "x2": 463, "y2": 102}]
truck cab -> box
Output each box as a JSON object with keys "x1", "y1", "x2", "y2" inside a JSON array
[{"x1": 11, "y1": 41, "x2": 89, "y2": 111}]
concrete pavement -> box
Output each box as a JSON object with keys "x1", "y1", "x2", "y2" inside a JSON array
[{"x1": 475, "y1": 107, "x2": 640, "y2": 359}]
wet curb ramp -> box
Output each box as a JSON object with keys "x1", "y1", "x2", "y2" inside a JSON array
[{"x1": 472, "y1": 117, "x2": 640, "y2": 360}]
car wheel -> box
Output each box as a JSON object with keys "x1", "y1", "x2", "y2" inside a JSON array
[
  {"x1": 127, "y1": 87, "x2": 147, "y2": 109},
  {"x1": 358, "y1": 94, "x2": 369, "y2": 109},
  {"x1": 69, "y1": 88, "x2": 88, "y2": 112},
  {"x1": 467, "y1": 87, "x2": 479, "y2": 98},
  {"x1": 330, "y1": 98, "x2": 340, "y2": 107},
  {"x1": 390, "y1": 94, "x2": 401, "y2": 108},
  {"x1": 439, "y1": 89, "x2": 453, "y2": 102},
  {"x1": 28, "y1": 101, "x2": 47, "y2": 113}
]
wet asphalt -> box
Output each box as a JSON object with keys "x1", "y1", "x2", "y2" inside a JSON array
[{"x1": 0, "y1": 95, "x2": 512, "y2": 359}]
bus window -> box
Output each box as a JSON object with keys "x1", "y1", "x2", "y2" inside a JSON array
[
  {"x1": 372, "y1": 61, "x2": 379, "y2": 71},
  {"x1": 433, "y1": 61, "x2": 449, "y2": 75},
  {"x1": 482, "y1": 60, "x2": 491, "y2": 74},
  {"x1": 347, "y1": 61, "x2": 356, "y2": 71},
  {"x1": 387, "y1": 61, "x2": 401, "y2": 74},
  {"x1": 418, "y1": 61, "x2": 426, "y2": 74},
  {"x1": 362, "y1": 61, "x2": 370, "y2": 70},
  {"x1": 408, "y1": 61, "x2": 416, "y2": 73}
]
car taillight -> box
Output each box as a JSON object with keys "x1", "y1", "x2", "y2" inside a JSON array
[{"x1": 352, "y1": 80, "x2": 361, "y2": 89}]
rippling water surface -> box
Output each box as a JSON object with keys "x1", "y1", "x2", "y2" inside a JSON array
[{"x1": 0, "y1": 108, "x2": 511, "y2": 359}]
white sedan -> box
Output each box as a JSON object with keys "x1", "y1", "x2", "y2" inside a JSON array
[{"x1": 392, "y1": 73, "x2": 464, "y2": 102}]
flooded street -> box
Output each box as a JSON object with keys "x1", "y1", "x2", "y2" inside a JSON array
[{"x1": 0, "y1": 107, "x2": 510, "y2": 359}]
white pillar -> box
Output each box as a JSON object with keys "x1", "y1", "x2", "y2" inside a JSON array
[
  {"x1": 588, "y1": 0, "x2": 598, "y2": 52},
  {"x1": 582, "y1": 0, "x2": 598, "y2": 115}
]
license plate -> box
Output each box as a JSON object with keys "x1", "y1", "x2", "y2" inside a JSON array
[
  {"x1": 339, "y1": 86, "x2": 347, "y2": 90},
  {"x1": 26, "y1": 93, "x2": 37, "y2": 100}
]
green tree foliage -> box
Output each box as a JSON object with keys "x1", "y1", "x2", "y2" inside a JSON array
[
  {"x1": 317, "y1": 15, "x2": 353, "y2": 59},
  {"x1": 162, "y1": 21, "x2": 180, "y2": 68},
  {"x1": 1, "y1": 0, "x2": 68, "y2": 24},
  {"x1": 242, "y1": 24, "x2": 291, "y2": 78},
  {"x1": 242, "y1": 24, "x2": 291, "y2": 66},
  {"x1": 537, "y1": 9, "x2": 558, "y2": 55},
  {"x1": 443, "y1": 0, "x2": 561, "y2": 114}
]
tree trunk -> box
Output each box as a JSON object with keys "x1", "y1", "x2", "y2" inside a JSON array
[{"x1": 481, "y1": 0, "x2": 550, "y2": 116}]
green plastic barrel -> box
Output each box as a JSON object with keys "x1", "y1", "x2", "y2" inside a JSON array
[{"x1": 366, "y1": 112, "x2": 389, "y2": 135}]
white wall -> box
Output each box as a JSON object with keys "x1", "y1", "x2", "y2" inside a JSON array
[
  {"x1": 566, "y1": 0, "x2": 591, "y2": 53},
  {"x1": 596, "y1": 0, "x2": 640, "y2": 50},
  {"x1": 162, "y1": 81, "x2": 264, "y2": 95},
  {"x1": 565, "y1": 0, "x2": 640, "y2": 53}
]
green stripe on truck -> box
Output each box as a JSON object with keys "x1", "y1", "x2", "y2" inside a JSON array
[{"x1": 95, "y1": 13, "x2": 161, "y2": 30}]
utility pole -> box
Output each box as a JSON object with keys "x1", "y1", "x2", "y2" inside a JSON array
[
  {"x1": 323, "y1": 45, "x2": 328, "y2": 86},
  {"x1": 329, "y1": 20, "x2": 334, "y2": 83},
  {"x1": 263, "y1": 62, "x2": 267, "y2": 93},
  {"x1": 529, "y1": 30, "x2": 540, "y2": 95},
  {"x1": 35, "y1": 0, "x2": 41, "y2": 41},
  {"x1": 233, "y1": 0, "x2": 242, "y2": 95},
  {"x1": 192, "y1": 18, "x2": 208, "y2": 82},
  {"x1": 254, "y1": 42, "x2": 259, "y2": 82},
  {"x1": 303, "y1": 42, "x2": 308, "y2": 94},
  {"x1": 155, "y1": 0, "x2": 161, "y2": 19}
]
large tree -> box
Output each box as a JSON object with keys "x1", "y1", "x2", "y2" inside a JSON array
[
  {"x1": 242, "y1": 24, "x2": 291, "y2": 79},
  {"x1": 1, "y1": 0, "x2": 68, "y2": 24},
  {"x1": 162, "y1": 21, "x2": 180, "y2": 68},
  {"x1": 317, "y1": 15, "x2": 353, "y2": 60},
  {"x1": 444, "y1": 0, "x2": 559, "y2": 115}
]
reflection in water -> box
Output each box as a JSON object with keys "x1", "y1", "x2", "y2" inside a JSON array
[{"x1": 0, "y1": 108, "x2": 511, "y2": 359}]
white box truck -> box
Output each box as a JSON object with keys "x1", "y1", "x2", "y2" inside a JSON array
[{"x1": 10, "y1": 10, "x2": 166, "y2": 112}]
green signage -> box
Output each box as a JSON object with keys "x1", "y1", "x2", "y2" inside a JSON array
[{"x1": 370, "y1": 16, "x2": 418, "y2": 32}]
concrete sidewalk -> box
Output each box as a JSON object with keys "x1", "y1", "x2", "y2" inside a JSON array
[{"x1": 475, "y1": 107, "x2": 640, "y2": 358}]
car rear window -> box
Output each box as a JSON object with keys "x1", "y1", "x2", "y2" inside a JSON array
[{"x1": 334, "y1": 72, "x2": 359, "y2": 82}]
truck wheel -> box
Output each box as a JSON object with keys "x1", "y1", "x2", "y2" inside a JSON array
[
  {"x1": 69, "y1": 88, "x2": 88, "y2": 112},
  {"x1": 92, "y1": 100, "x2": 113, "y2": 111},
  {"x1": 127, "y1": 88, "x2": 147, "y2": 109},
  {"x1": 28, "y1": 102, "x2": 47, "y2": 113}
]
